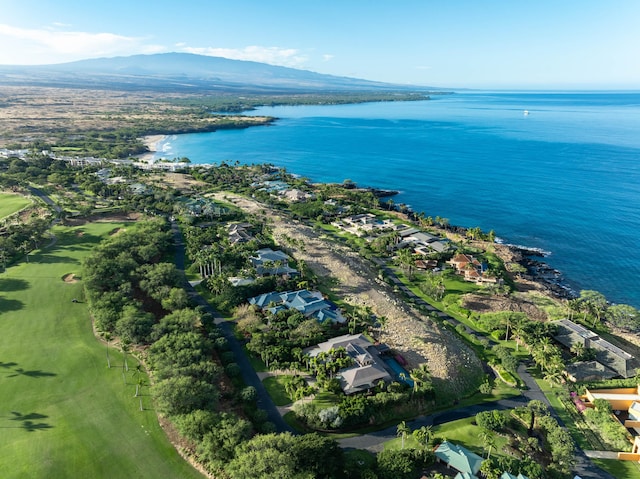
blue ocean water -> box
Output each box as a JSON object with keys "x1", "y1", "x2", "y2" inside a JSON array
[{"x1": 156, "y1": 92, "x2": 640, "y2": 308}]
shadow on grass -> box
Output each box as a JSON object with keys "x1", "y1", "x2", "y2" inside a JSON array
[
  {"x1": 0, "y1": 278, "x2": 30, "y2": 291},
  {"x1": 7, "y1": 368, "x2": 57, "y2": 378},
  {"x1": 0, "y1": 298, "x2": 24, "y2": 313},
  {"x1": 1, "y1": 362, "x2": 57, "y2": 378},
  {"x1": 1, "y1": 411, "x2": 53, "y2": 432}
]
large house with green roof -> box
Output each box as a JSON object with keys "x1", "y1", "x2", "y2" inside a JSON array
[{"x1": 434, "y1": 441, "x2": 484, "y2": 478}]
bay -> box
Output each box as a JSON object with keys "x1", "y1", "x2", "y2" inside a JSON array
[{"x1": 155, "y1": 91, "x2": 640, "y2": 308}]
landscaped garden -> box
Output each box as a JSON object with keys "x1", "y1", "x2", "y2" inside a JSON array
[{"x1": 0, "y1": 222, "x2": 203, "y2": 479}]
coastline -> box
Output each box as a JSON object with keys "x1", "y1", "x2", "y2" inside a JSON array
[{"x1": 137, "y1": 134, "x2": 167, "y2": 162}]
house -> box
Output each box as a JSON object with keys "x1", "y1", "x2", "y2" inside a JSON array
[
  {"x1": 434, "y1": 441, "x2": 483, "y2": 478},
  {"x1": 227, "y1": 223, "x2": 253, "y2": 244},
  {"x1": 249, "y1": 248, "x2": 298, "y2": 277},
  {"x1": 227, "y1": 277, "x2": 256, "y2": 287},
  {"x1": 333, "y1": 213, "x2": 394, "y2": 237},
  {"x1": 249, "y1": 289, "x2": 345, "y2": 324},
  {"x1": 304, "y1": 334, "x2": 392, "y2": 394},
  {"x1": 448, "y1": 253, "x2": 479, "y2": 272},
  {"x1": 553, "y1": 319, "x2": 638, "y2": 378},
  {"x1": 500, "y1": 473, "x2": 530, "y2": 479},
  {"x1": 282, "y1": 188, "x2": 314, "y2": 202},
  {"x1": 396, "y1": 228, "x2": 450, "y2": 255}
]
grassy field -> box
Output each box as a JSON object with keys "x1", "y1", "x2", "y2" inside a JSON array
[
  {"x1": 0, "y1": 222, "x2": 203, "y2": 479},
  {"x1": 262, "y1": 375, "x2": 293, "y2": 406},
  {"x1": 0, "y1": 192, "x2": 31, "y2": 219}
]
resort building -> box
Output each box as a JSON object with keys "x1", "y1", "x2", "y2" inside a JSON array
[
  {"x1": 553, "y1": 319, "x2": 638, "y2": 378},
  {"x1": 582, "y1": 386, "x2": 640, "y2": 462}
]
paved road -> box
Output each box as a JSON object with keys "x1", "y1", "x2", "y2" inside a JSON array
[
  {"x1": 170, "y1": 221, "x2": 294, "y2": 434},
  {"x1": 28, "y1": 186, "x2": 62, "y2": 213}
]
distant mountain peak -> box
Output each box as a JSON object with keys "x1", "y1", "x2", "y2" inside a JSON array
[{"x1": 0, "y1": 52, "x2": 431, "y2": 93}]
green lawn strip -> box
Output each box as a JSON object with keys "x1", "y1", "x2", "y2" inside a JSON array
[
  {"x1": 0, "y1": 222, "x2": 203, "y2": 479},
  {"x1": 432, "y1": 417, "x2": 505, "y2": 456},
  {"x1": 384, "y1": 435, "x2": 422, "y2": 450},
  {"x1": 312, "y1": 390, "x2": 342, "y2": 408},
  {"x1": 591, "y1": 459, "x2": 640, "y2": 479},
  {"x1": 262, "y1": 375, "x2": 294, "y2": 406},
  {"x1": 0, "y1": 192, "x2": 32, "y2": 219},
  {"x1": 383, "y1": 416, "x2": 506, "y2": 457},
  {"x1": 243, "y1": 345, "x2": 268, "y2": 372}
]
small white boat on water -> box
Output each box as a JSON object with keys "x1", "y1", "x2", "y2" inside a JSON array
[{"x1": 523, "y1": 110, "x2": 530, "y2": 116}]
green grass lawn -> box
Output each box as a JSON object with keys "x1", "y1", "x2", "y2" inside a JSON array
[
  {"x1": 432, "y1": 417, "x2": 506, "y2": 456},
  {"x1": 0, "y1": 222, "x2": 203, "y2": 479},
  {"x1": 592, "y1": 459, "x2": 640, "y2": 479},
  {"x1": 262, "y1": 375, "x2": 293, "y2": 406},
  {"x1": 0, "y1": 192, "x2": 32, "y2": 219}
]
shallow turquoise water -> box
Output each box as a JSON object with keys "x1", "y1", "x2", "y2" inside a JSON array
[{"x1": 157, "y1": 92, "x2": 640, "y2": 308}]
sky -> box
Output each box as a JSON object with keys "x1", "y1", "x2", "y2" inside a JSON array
[{"x1": 1, "y1": 0, "x2": 639, "y2": 89}]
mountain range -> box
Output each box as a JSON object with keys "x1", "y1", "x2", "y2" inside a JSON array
[{"x1": 0, "y1": 52, "x2": 428, "y2": 93}]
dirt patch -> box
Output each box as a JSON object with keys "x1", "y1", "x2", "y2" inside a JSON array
[
  {"x1": 462, "y1": 292, "x2": 549, "y2": 321},
  {"x1": 62, "y1": 273, "x2": 78, "y2": 283},
  {"x1": 149, "y1": 172, "x2": 207, "y2": 193},
  {"x1": 109, "y1": 228, "x2": 124, "y2": 236}
]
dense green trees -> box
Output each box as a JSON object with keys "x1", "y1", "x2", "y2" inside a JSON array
[{"x1": 224, "y1": 432, "x2": 344, "y2": 479}]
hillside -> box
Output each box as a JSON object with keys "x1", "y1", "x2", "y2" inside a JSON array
[{"x1": 0, "y1": 52, "x2": 431, "y2": 94}]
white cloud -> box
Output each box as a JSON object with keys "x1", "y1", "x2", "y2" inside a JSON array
[
  {"x1": 0, "y1": 24, "x2": 313, "y2": 70},
  {"x1": 322, "y1": 54, "x2": 334, "y2": 62},
  {"x1": 0, "y1": 24, "x2": 165, "y2": 64},
  {"x1": 180, "y1": 45, "x2": 309, "y2": 68}
]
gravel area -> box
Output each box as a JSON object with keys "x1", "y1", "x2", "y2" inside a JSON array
[{"x1": 214, "y1": 192, "x2": 483, "y2": 395}]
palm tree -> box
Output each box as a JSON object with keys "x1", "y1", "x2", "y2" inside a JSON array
[
  {"x1": 566, "y1": 298, "x2": 581, "y2": 321},
  {"x1": 478, "y1": 429, "x2": 496, "y2": 458},
  {"x1": 397, "y1": 248, "x2": 415, "y2": 279},
  {"x1": 396, "y1": 420, "x2": 411, "y2": 449},
  {"x1": 413, "y1": 425, "x2": 433, "y2": 448}
]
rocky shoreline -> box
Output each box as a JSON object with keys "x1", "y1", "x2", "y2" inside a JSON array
[{"x1": 502, "y1": 244, "x2": 577, "y2": 300}]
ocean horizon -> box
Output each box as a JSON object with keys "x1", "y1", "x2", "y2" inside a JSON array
[{"x1": 154, "y1": 91, "x2": 640, "y2": 309}]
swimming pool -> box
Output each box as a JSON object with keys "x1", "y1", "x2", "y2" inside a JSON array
[{"x1": 385, "y1": 358, "x2": 414, "y2": 387}]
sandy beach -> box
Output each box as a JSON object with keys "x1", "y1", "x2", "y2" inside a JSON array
[{"x1": 137, "y1": 134, "x2": 166, "y2": 162}]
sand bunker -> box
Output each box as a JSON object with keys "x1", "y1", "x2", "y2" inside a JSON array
[{"x1": 62, "y1": 273, "x2": 78, "y2": 283}]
